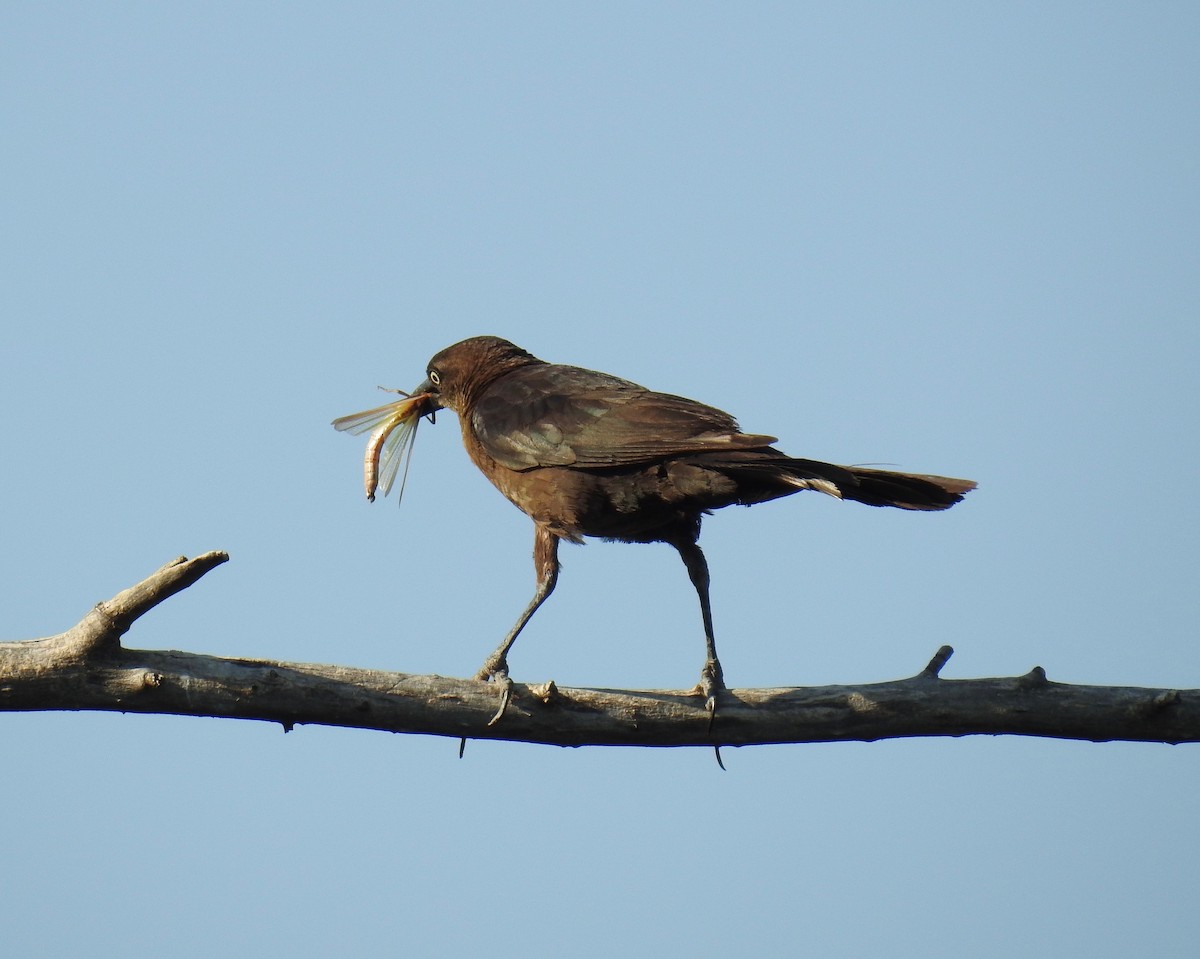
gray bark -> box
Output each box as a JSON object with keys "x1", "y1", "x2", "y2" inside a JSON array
[{"x1": 2, "y1": 552, "x2": 1195, "y2": 749}]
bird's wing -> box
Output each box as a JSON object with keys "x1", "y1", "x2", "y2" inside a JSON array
[{"x1": 470, "y1": 363, "x2": 777, "y2": 471}]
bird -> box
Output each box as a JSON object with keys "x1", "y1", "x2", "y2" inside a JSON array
[{"x1": 402, "y1": 335, "x2": 975, "y2": 725}]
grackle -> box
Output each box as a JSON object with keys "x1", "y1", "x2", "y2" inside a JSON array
[{"x1": 404, "y1": 336, "x2": 975, "y2": 724}]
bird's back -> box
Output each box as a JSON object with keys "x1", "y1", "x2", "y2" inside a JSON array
[
  {"x1": 468, "y1": 362, "x2": 778, "y2": 472},
  {"x1": 438, "y1": 340, "x2": 973, "y2": 544}
]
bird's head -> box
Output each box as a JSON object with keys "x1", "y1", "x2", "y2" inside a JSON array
[{"x1": 412, "y1": 335, "x2": 541, "y2": 415}]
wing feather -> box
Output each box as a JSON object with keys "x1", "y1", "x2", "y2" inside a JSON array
[{"x1": 471, "y1": 364, "x2": 776, "y2": 471}]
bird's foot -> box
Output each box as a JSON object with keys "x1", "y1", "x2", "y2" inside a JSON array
[
  {"x1": 474, "y1": 652, "x2": 508, "y2": 683},
  {"x1": 696, "y1": 657, "x2": 726, "y2": 732},
  {"x1": 695, "y1": 658, "x2": 728, "y2": 769},
  {"x1": 475, "y1": 655, "x2": 514, "y2": 726}
]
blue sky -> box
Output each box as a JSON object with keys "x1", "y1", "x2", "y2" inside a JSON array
[{"x1": 3, "y1": 3, "x2": 1198, "y2": 955}]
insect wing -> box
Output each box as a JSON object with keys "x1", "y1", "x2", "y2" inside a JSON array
[
  {"x1": 332, "y1": 398, "x2": 412, "y2": 436},
  {"x1": 335, "y1": 390, "x2": 433, "y2": 503},
  {"x1": 363, "y1": 407, "x2": 410, "y2": 500},
  {"x1": 376, "y1": 416, "x2": 420, "y2": 500}
]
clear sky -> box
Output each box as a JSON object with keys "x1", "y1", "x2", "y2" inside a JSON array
[{"x1": 3, "y1": 3, "x2": 1198, "y2": 956}]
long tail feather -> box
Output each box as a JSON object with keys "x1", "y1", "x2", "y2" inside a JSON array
[{"x1": 837, "y1": 466, "x2": 976, "y2": 511}]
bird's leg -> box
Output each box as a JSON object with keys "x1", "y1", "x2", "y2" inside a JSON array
[
  {"x1": 672, "y1": 538, "x2": 726, "y2": 726},
  {"x1": 476, "y1": 526, "x2": 560, "y2": 725}
]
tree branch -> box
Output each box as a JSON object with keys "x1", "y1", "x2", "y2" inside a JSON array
[{"x1": 3, "y1": 552, "x2": 1196, "y2": 748}]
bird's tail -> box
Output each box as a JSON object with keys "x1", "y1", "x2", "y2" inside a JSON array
[
  {"x1": 692, "y1": 452, "x2": 975, "y2": 511},
  {"x1": 832, "y1": 465, "x2": 976, "y2": 511},
  {"x1": 751, "y1": 457, "x2": 976, "y2": 511}
]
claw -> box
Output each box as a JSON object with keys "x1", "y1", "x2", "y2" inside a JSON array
[
  {"x1": 697, "y1": 656, "x2": 725, "y2": 732},
  {"x1": 486, "y1": 674, "x2": 514, "y2": 726},
  {"x1": 695, "y1": 657, "x2": 727, "y2": 768},
  {"x1": 476, "y1": 656, "x2": 514, "y2": 725}
]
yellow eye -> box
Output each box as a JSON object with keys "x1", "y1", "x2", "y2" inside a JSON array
[{"x1": 428, "y1": 369, "x2": 442, "y2": 386}]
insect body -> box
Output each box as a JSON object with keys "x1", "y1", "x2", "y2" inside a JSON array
[{"x1": 332, "y1": 390, "x2": 437, "y2": 503}]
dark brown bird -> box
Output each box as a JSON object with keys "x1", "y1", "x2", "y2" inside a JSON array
[{"x1": 405, "y1": 335, "x2": 975, "y2": 723}]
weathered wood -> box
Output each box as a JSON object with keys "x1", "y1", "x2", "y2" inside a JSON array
[{"x1": 2, "y1": 552, "x2": 1196, "y2": 749}]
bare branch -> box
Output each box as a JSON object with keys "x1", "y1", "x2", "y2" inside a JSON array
[
  {"x1": 2, "y1": 552, "x2": 1197, "y2": 749},
  {"x1": 68, "y1": 552, "x2": 230, "y2": 655}
]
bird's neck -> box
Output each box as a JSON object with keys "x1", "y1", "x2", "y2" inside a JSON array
[{"x1": 456, "y1": 354, "x2": 544, "y2": 413}]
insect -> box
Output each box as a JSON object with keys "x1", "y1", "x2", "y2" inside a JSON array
[{"x1": 332, "y1": 388, "x2": 437, "y2": 503}]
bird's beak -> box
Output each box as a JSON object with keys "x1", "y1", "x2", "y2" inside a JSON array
[{"x1": 411, "y1": 378, "x2": 443, "y2": 422}]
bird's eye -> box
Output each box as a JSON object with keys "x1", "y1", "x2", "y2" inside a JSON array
[{"x1": 428, "y1": 369, "x2": 442, "y2": 386}]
